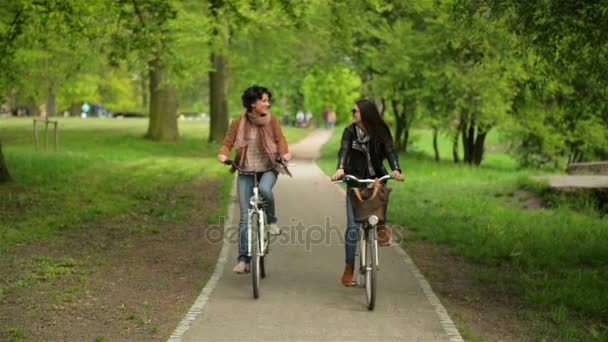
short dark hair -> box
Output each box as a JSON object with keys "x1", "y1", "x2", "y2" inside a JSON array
[{"x1": 242, "y1": 85, "x2": 272, "y2": 110}]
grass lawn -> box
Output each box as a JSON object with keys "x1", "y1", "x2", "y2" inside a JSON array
[
  {"x1": 0, "y1": 117, "x2": 307, "y2": 253},
  {"x1": 0, "y1": 117, "x2": 309, "y2": 340},
  {"x1": 317, "y1": 126, "x2": 608, "y2": 341}
]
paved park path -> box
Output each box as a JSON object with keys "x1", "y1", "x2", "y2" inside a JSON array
[
  {"x1": 534, "y1": 175, "x2": 608, "y2": 189},
  {"x1": 169, "y1": 130, "x2": 463, "y2": 341}
]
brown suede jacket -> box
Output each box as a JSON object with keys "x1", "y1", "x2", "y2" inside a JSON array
[{"x1": 218, "y1": 114, "x2": 289, "y2": 160}]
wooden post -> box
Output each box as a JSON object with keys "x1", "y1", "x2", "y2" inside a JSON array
[
  {"x1": 44, "y1": 119, "x2": 49, "y2": 151},
  {"x1": 33, "y1": 119, "x2": 39, "y2": 150}
]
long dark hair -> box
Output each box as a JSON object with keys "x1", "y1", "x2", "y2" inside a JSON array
[{"x1": 357, "y1": 99, "x2": 393, "y2": 145}]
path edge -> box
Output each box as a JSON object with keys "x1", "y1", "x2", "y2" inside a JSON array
[{"x1": 167, "y1": 177, "x2": 237, "y2": 342}]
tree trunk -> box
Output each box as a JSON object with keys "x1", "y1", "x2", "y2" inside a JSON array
[
  {"x1": 391, "y1": 99, "x2": 410, "y2": 152},
  {"x1": 141, "y1": 71, "x2": 148, "y2": 109},
  {"x1": 432, "y1": 126, "x2": 440, "y2": 162},
  {"x1": 392, "y1": 100, "x2": 403, "y2": 150},
  {"x1": 462, "y1": 118, "x2": 475, "y2": 164},
  {"x1": 208, "y1": 53, "x2": 229, "y2": 143},
  {"x1": 473, "y1": 130, "x2": 487, "y2": 165},
  {"x1": 452, "y1": 130, "x2": 460, "y2": 163},
  {"x1": 394, "y1": 121, "x2": 404, "y2": 151},
  {"x1": 70, "y1": 102, "x2": 80, "y2": 117},
  {"x1": 146, "y1": 59, "x2": 179, "y2": 142},
  {"x1": 568, "y1": 150, "x2": 584, "y2": 164},
  {"x1": 27, "y1": 97, "x2": 37, "y2": 117},
  {"x1": 0, "y1": 141, "x2": 12, "y2": 183},
  {"x1": 46, "y1": 82, "x2": 56, "y2": 117},
  {"x1": 379, "y1": 98, "x2": 386, "y2": 117},
  {"x1": 460, "y1": 123, "x2": 470, "y2": 164}
]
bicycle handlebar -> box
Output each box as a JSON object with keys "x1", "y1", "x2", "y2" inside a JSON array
[
  {"x1": 331, "y1": 174, "x2": 392, "y2": 185},
  {"x1": 223, "y1": 157, "x2": 290, "y2": 175}
]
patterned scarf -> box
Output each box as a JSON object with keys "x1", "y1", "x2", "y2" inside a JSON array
[
  {"x1": 355, "y1": 125, "x2": 376, "y2": 177},
  {"x1": 235, "y1": 111, "x2": 278, "y2": 168}
]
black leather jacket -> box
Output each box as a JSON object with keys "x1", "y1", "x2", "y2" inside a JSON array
[{"x1": 337, "y1": 124, "x2": 401, "y2": 183}]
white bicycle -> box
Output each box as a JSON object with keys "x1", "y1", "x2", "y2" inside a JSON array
[
  {"x1": 333, "y1": 174, "x2": 393, "y2": 310},
  {"x1": 224, "y1": 158, "x2": 290, "y2": 299}
]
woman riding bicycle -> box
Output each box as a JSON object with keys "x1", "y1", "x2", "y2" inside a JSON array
[
  {"x1": 330, "y1": 99, "x2": 404, "y2": 286},
  {"x1": 217, "y1": 85, "x2": 292, "y2": 274}
]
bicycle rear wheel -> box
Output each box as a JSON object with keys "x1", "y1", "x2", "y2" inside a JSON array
[
  {"x1": 251, "y1": 213, "x2": 260, "y2": 299},
  {"x1": 365, "y1": 227, "x2": 377, "y2": 310}
]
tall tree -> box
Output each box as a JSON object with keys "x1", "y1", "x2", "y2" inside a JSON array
[
  {"x1": 207, "y1": 0, "x2": 312, "y2": 142},
  {"x1": 1, "y1": 0, "x2": 104, "y2": 180},
  {"x1": 112, "y1": 0, "x2": 180, "y2": 141},
  {"x1": 207, "y1": 0, "x2": 230, "y2": 143}
]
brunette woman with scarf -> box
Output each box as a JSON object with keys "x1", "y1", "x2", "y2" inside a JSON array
[
  {"x1": 218, "y1": 86, "x2": 292, "y2": 274},
  {"x1": 331, "y1": 99, "x2": 404, "y2": 286}
]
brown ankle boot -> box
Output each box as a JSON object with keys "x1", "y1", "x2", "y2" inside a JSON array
[
  {"x1": 377, "y1": 225, "x2": 390, "y2": 246},
  {"x1": 341, "y1": 264, "x2": 354, "y2": 287}
]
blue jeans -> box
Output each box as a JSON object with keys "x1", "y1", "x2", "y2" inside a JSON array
[
  {"x1": 237, "y1": 170, "x2": 277, "y2": 262},
  {"x1": 345, "y1": 189, "x2": 361, "y2": 265}
]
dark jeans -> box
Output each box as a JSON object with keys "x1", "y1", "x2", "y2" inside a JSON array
[{"x1": 237, "y1": 171, "x2": 277, "y2": 262}]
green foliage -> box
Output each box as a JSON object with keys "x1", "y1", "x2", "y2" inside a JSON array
[
  {"x1": 301, "y1": 65, "x2": 361, "y2": 123},
  {"x1": 2, "y1": 0, "x2": 607, "y2": 166},
  {"x1": 485, "y1": 0, "x2": 608, "y2": 164}
]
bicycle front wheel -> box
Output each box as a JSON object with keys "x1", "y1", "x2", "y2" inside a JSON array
[
  {"x1": 261, "y1": 215, "x2": 268, "y2": 279},
  {"x1": 365, "y1": 228, "x2": 377, "y2": 310},
  {"x1": 251, "y1": 213, "x2": 260, "y2": 299}
]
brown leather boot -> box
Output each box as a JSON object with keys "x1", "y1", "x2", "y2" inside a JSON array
[
  {"x1": 341, "y1": 264, "x2": 354, "y2": 287},
  {"x1": 377, "y1": 224, "x2": 391, "y2": 246}
]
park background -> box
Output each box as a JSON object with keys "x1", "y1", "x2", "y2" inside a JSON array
[{"x1": 1, "y1": 1, "x2": 607, "y2": 341}]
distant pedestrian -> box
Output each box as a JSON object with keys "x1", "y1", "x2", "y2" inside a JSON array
[
  {"x1": 295, "y1": 111, "x2": 305, "y2": 128},
  {"x1": 81, "y1": 102, "x2": 90, "y2": 119},
  {"x1": 305, "y1": 111, "x2": 313, "y2": 128},
  {"x1": 327, "y1": 109, "x2": 337, "y2": 129},
  {"x1": 322, "y1": 108, "x2": 330, "y2": 129}
]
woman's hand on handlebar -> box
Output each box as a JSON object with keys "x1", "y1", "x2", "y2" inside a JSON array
[
  {"x1": 331, "y1": 168, "x2": 345, "y2": 182},
  {"x1": 392, "y1": 169, "x2": 405, "y2": 182},
  {"x1": 217, "y1": 154, "x2": 228, "y2": 164},
  {"x1": 281, "y1": 152, "x2": 292, "y2": 162}
]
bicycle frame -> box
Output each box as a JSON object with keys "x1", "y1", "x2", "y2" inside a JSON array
[
  {"x1": 333, "y1": 174, "x2": 393, "y2": 309},
  {"x1": 359, "y1": 223, "x2": 380, "y2": 269},
  {"x1": 223, "y1": 157, "x2": 290, "y2": 298},
  {"x1": 247, "y1": 177, "x2": 267, "y2": 258},
  {"x1": 224, "y1": 159, "x2": 282, "y2": 259},
  {"x1": 333, "y1": 174, "x2": 390, "y2": 271}
]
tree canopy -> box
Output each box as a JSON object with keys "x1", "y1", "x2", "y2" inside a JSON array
[{"x1": 2, "y1": 0, "x2": 607, "y2": 170}]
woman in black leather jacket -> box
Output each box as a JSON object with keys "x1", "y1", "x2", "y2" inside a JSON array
[{"x1": 331, "y1": 99, "x2": 404, "y2": 286}]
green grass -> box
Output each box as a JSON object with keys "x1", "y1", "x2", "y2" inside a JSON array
[
  {"x1": 0, "y1": 117, "x2": 308, "y2": 253},
  {"x1": 318, "y1": 126, "x2": 608, "y2": 340},
  {"x1": 3, "y1": 327, "x2": 25, "y2": 342}
]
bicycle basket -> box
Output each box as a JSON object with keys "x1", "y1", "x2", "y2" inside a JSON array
[{"x1": 349, "y1": 182, "x2": 392, "y2": 223}]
